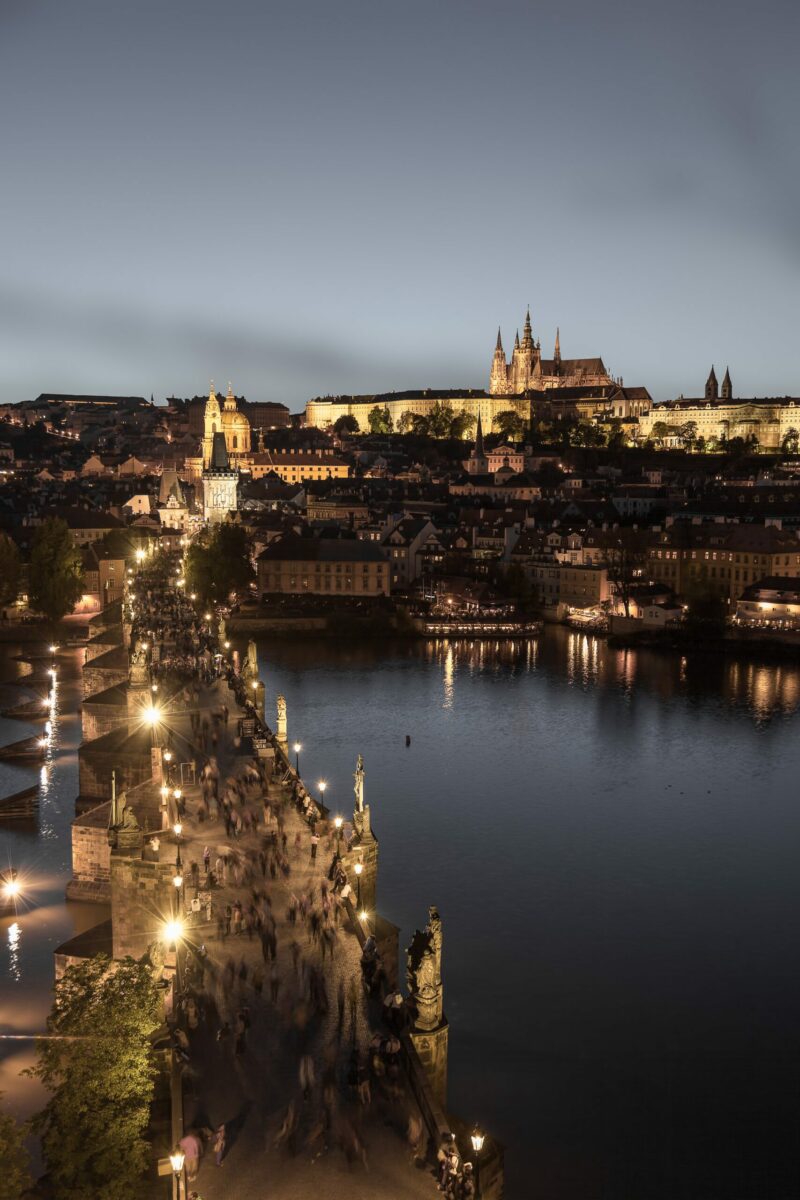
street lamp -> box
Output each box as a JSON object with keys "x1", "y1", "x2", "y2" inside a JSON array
[
  {"x1": 470, "y1": 1125, "x2": 485, "y2": 1199},
  {"x1": 169, "y1": 1145, "x2": 185, "y2": 1199},
  {"x1": 293, "y1": 741, "x2": 302, "y2": 774},
  {"x1": 334, "y1": 814, "x2": 343, "y2": 855},
  {"x1": 173, "y1": 821, "x2": 182, "y2": 839},
  {"x1": 354, "y1": 860, "x2": 363, "y2": 908},
  {"x1": 318, "y1": 780, "x2": 327, "y2": 807},
  {"x1": 136, "y1": 548, "x2": 146, "y2": 563}
]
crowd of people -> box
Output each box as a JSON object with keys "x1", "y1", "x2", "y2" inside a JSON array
[{"x1": 129, "y1": 557, "x2": 471, "y2": 1194}]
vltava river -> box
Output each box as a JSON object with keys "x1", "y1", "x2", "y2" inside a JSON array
[
  {"x1": 3, "y1": 629, "x2": 800, "y2": 1197},
  {"x1": 256, "y1": 629, "x2": 800, "y2": 1200}
]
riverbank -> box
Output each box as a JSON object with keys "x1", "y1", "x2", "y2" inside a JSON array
[{"x1": 607, "y1": 626, "x2": 800, "y2": 661}]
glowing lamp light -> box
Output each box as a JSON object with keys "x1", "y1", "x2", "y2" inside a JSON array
[
  {"x1": 173, "y1": 788, "x2": 182, "y2": 801},
  {"x1": 38, "y1": 737, "x2": 48, "y2": 748},
  {"x1": 135, "y1": 549, "x2": 146, "y2": 562},
  {"x1": 160, "y1": 786, "x2": 169, "y2": 800},
  {"x1": 334, "y1": 815, "x2": 343, "y2": 831},
  {"x1": 144, "y1": 705, "x2": 161, "y2": 726},
  {"x1": 354, "y1": 862, "x2": 363, "y2": 876},
  {"x1": 3, "y1": 878, "x2": 20, "y2": 899},
  {"x1": 204, "y1": 612, "x2": 212, "y2": 621},
  {"x1": 49, "y1": 643, "x2": 57, "y2": 654},
  {"x1": 173, "y1": 821, "x2": 182, "y2": 837},
  {"x1": 163, "y1": 749, "x2": 173, "y2": 763},
  {"x1": 251, "y1": 681, "x2": 258, "y2": 691},
  {"x1": 162, "y1": 918, "x2": 183, "y2": 944},
  {"x1": 169, "y1": 1147, "x2": 185, "y2": 1175},
  {"x1": 151, "y1": 683, "x2": 159, "y2": 693},
  {"x1": 318, "y1": 780, "x2": 327, "y2": 795},
  {"x1": 471, "y1": 1126, "x2": 485, "y2": 1155},
  {"x1": 359, "y1": 909, "x2": 368, "y2": 922},
  {"x1": 172, "y1": 871, "x2": 184, "y2": 890},
  {"x1": 224, "y1": 640, "x2": 230, "y2": 650},
  {"x1": 293, "y1": 741, "x2": 302, "y2": 754},
  {"x1": 190, "y1": 593, "x2": 197, "y2": 601}
]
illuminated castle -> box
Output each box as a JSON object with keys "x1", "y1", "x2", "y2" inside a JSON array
[{"x1": 489, "y1": 308, "x2": 613, "y2": 395}]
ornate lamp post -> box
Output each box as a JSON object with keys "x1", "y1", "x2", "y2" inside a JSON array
[
  {"x1": 471, "y1": 1125, "x2": 485, "y2": 1199},
  {"x1": 354, "y1": 860, "x2": 363, "y2": 908},
  {"x1": 293, "y1": 741, "x2": 302, "y2": 775},
  {"x1": 169, "y1": 1145, "x2": 185, "y2": 1199},
  {"x1": 334, "y1": 815, "x2": 343, "y2": 856},
  {"x1": 318, "y1": 780, "x2": 327, "y2": 808}
]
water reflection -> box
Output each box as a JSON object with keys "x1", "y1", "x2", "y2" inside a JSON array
[{"x1": 6, "y1": 922, "x2": 21, "y2": 982}]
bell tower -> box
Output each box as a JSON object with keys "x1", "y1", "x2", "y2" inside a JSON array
[
  {"x1": 202, "y1": 383, "x2": 222, "y2": 468},
  {"x1": 489, "y1": 328, "x2": 508, "y2": 395}
]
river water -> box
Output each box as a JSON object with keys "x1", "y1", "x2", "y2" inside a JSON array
[
  {"x1": 2, "y1": 630, "x2": 800, "y2": 1198},
  {"x1": 256, "y1": 629, "x2": 800, "y2": 1200}
]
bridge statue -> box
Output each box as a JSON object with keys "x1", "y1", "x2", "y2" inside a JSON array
[
  {"x1": 406, "y1": 906, "x2": 444, "y2": 1032},
  {"x1": 354, "y1": 753, "x2": 365, "y2": 813},
  {"x1": 242, "y1": 639, "x2": 259, "y2": 682},
  {"x1": 129, "y1": 640, "x2": 149, "y2": 686}
]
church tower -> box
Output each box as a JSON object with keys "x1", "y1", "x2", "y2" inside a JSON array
[
  {"x1": 489, "y1": 329, "x2": 508, "y2": 395},
  {"x1": 705, "y1": 366, "x2": 719, "y2": 401},
  {"x1": 721, "y1": 367, "x2": 733, "y2": 401},
  {"x1": 202, "y1": 431, "x2": 238, "y2": 523},
  {"x1": 202, "y1": 383, "x2": 222, "y2": 468}
]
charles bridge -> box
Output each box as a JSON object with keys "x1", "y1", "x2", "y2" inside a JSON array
[{"x1": 56, "y1": 556, "x2": 505, "y2": 1198}]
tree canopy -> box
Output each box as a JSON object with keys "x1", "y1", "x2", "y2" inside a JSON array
[
  {"x1": 27, "y1": 954, "x2": 162, "y2": 1200},
  {"x1": 367, "y1": 405, "x2": 393, "y2": 434},
  {"x1": 186, "y1": 522, "x2": 254, "y2": 604},
  {"x1": 0, "y1": 1094, "x2": 30, "y2": 1200},
  {"x1": 494, "y1": 409, "x2": 526, "y2": 441},
  {"x1": 450, "y1": 409, "x2": 477, "y2": 440},
  {"x1": 333, "y1": 414, "x2": 359, "y2": 435},
  {"x1": 29, "y1": 517, "x2": 84, "y2": 622},
  {"x1": 0, "y1": 535, "x2": 21, "y2": 608}
]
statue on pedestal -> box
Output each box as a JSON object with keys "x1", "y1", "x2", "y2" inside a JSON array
[
  {"x1": 129, "y1": 640, "x2": 149, "y2": 686},
  {"x1": 242, "y1": 639, "x2": 259, "y2": 683},
  {"x1": 406, "y1": 906, "x2": 444, "y2": 1032},
  {"x1": 276, "y1": 694, "x2": 287, "y2": 742},
  {"x1": 354, "y1": 753, "x2": 365, "y2": 813}
]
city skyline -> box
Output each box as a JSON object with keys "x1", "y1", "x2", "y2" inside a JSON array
[{"x1": 1, "y1": 0, "x2": 799, "y2": 406}]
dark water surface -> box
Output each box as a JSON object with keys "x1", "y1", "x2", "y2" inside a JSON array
[
  {"x1": 256, "y1": 629, "x2": 800, "y2": 1200},
  {"x1": 3, "y1": 630, "x2": 800, "y2": 1197}
]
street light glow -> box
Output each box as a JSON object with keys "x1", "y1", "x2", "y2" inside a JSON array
[
  {"x1": 135, "y1": 549, "x2": 146, "y2": 562},
  {"x1": 162, "y1": 919, "x2": 183, "y2": 944},
  {"x1": 471, "y1": 1126, "x2": 485, "y2": 1154},
  {"x1": 354, "y1": 862, "x2": 363, "y2": 876},
  {"x1": 318, "y1": 780, "x2": 327, "y2": 794},
  {"x1": 169, "y1": 1147, "x2": 185, "y2": 1174},
  {"x1": 144, "y1": 705, "x2": 161, "y2": 725},
  {"x1": 2, "y1": 878, "x2": 20, "y2": 899},
  {"x1": 293, "y1": 742, "x2": 302, "y2": 753},
  {"x1": 334, "y1": 815, "x2": 343, "y2": 830}
]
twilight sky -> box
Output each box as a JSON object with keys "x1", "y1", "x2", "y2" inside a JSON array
[{"x1": 1, "y1": 0, "x2": 798, "y2": 410}]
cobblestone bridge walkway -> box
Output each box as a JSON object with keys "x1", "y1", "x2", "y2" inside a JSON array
[{"x1": 156, "y1": 673, "x2": 435, "y2": 1200}]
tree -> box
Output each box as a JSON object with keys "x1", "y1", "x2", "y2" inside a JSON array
[
  {"x1": 333, "y1": 414, "x2": 359, "y2": 435},
  {"x1": 27, "y1": 954, "x2": 161, "y2": 1200},
  {"x1": 781, "y1": 428, "x2": 799, "y2": 455},
  {"x1": 410, "y1": 413, "x2": 430, "y2": 436},
  {"x1": 0, "y1": 1094, "x2": 31, "y2": 1200},
  {"x1": 426, "y1": 401, "x2": 454, "y2": 439},
  {"x1": 367, "y1": 405, "x2": 392, "y2": 434},
  {"x1": 0, "y1": 535, "x2": 21, "y2": 608},
  {"x1": 651, "y1": 421, "x2": 671, "y2": 446},
  {"x1": 494, "y1": 409, "x2": 526, "y2": 441},
  {"x1": 396, "y1": 410, "x2": 415, "y2": 434},
  {"x1": 449, "y1": 409, "x2": 476, "y2": 440},
  {"x1": 29, "y1": 517, "x2": 84, "y2": 622},
  {"x1": 186, "y1": 523, "x2": 254, "y2": 604},
  {"x1": 678, "y1": 420, "x2": 698, "y2": 451},
  {"x1": 605, "y1": 531, "x2": 650, "y2": 618}
]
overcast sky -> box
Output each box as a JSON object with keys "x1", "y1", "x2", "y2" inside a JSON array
[{"x1": 1, "y1": 0, "x2": 798, "y2": 410}]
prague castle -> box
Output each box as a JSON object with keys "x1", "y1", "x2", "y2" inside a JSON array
[
  {"x1": 639, "y1": 367, "x2": 800, "y2": 450},
  {"x1": 489, "y1": 308, "x2": 613, "y2": 395}
]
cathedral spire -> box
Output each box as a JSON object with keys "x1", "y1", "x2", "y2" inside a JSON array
[
  {"x1": 721, "y1": 366, "x2": 732, "y2": 400},
  {"x1": 554, "y1": 326, "x2": 561, "y2": 365},
  {"x1": 521, "y1": 307, "x2": 533, "y2": 351},
  {"x1": 705, "y1": 365, "x2": 719, "y2": 401},
  {"x1": 495, "y1": 327, "x2": 503, "y2": 352}
]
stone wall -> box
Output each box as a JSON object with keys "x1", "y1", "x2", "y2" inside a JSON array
[
  {"x1": 79, "y1": 744, "x2": 153, "y2": 804},
  {"x1": 82, "y1": 700, "x2": 127, "y2": 743},
  {"x1": 66, "y1": 802, "x2": 112, "y2": 903},
  {"x1": 83, "y1": 660, "x2": 128, "y2": 698},
  {"x1": 111, "y1": 855, "x2": 175, "y2": 960}
]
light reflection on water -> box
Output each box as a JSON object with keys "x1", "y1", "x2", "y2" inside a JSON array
[{"x1": 256, "y1": 627, "x2": 800, "y2": 1200}]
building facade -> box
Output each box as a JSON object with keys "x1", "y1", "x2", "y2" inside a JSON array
[{"x1": 639, "y1": 368, "x2": 800, "y2": 450}]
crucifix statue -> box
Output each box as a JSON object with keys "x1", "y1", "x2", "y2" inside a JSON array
[{"x1": 353, "y1": 753, "x2": 365, "y2": 813}]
